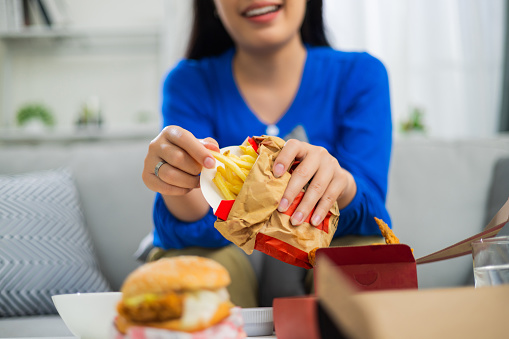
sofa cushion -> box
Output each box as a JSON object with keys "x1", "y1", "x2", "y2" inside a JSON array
[
  {"x1": 0, "y1": 168, "x2": 110, "y2": 317},
  {"x1": 0, "y1": 315, "x2": 72, "y2": 338},
  {"x1": 484, "y1": 157, "x2": 509, "y2": 231}
]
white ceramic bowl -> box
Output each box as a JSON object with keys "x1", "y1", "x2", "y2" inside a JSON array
[
  {"x1": 241, "y1": 307, "x2": 274, "y2": 336},
  {"x1": 52, "y1": 292, "x2": 122, "y2": 339}
]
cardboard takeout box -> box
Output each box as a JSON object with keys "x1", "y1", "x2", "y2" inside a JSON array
[
  {"x1": 273, "y1": 198, "x2": 509, "y2": 339},
  {"x1": 274, "y1": 244, "x2": 418, "y2": 339},
  {"x1": 316, "y1": 255, "x2": 509, "y2": 339}
]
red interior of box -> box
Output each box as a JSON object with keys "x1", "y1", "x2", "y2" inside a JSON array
[
  {"x1": 274, "y1": 244, "x2": 417, "y2": 339},
  {"x1": 315, "y1": 244, "x2": 417, "y2": 291}
]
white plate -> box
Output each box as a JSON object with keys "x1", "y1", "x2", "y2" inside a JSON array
[{"x1": 200, "y1": 146, "x2": 242, "y2": 212}]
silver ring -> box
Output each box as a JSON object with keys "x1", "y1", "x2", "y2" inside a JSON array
[{"x1": 154, "y1": 161, "x2": 166, "y2": 178}]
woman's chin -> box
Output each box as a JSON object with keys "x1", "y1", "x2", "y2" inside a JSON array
[{"x1": 240, "y1": 32, "x2": 302, "y2": 54}]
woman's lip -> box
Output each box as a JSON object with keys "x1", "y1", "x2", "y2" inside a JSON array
[
  {"x1": 241, "y1": 3, "x2": 282, "y2": 23},
  {"x1": 243, "y1": 9, "x2": 280, "y2": 23},
  {"x1": 242, "y1": 1, "x2": 282, "y2": 15}
]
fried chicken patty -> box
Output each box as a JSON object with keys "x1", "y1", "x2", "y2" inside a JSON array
[{"x1": 117, "y1": 292, "x2": 183, "y2": 323}]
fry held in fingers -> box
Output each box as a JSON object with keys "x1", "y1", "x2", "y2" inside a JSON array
[{"x1": 211, "y1": 146, "x2": 258, "y2": 200}]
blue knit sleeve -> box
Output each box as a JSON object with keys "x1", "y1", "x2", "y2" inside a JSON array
[
  {"x1": 334, "y1": 53, "x2": 393, "y2": 236},
  {"x1": 152, "y1": 60, "x2": 230, "y2": 249},
  {"x1": 160, "y1": 60, "x2": 216, "y2": 138},
  {"x1": 152, "y1": 194, "x2": 231, "y2": 249}
]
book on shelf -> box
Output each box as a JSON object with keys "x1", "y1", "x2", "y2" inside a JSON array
[
  {"x1": 0, "y1": 0, "x2": 24, "y2": 33},
  {"x1": 36, "y1": 0, "x2": 52, "y2": 26},
  {"x1": 0, "y1": 1, "x2": 7, "y2": 32},
  {"x1": 26, "y1": 0, "x2": 46, "y2": 28},
  {"x1": 0, "y1": 0, "x2": 70, "y2": 34},
  {"x1": 41, "y1": 0, "x2": 71, "y2": 27}
]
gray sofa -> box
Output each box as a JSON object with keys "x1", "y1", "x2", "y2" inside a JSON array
[{"x1": 0, "y1": 134, "x2": 508, "y2": 338}]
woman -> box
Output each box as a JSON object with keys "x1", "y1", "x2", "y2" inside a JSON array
[{"x1": 142, "y1": 0, "x2": 392, "y2": 307}]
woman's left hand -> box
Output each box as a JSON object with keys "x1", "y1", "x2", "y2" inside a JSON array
[{"x1": 273, "y1": 139, "x2": 357, "y2": 226}]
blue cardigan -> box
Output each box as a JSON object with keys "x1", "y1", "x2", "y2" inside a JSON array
[{"x1": 153, "y1": 46, "x2": 392, "y2": 250}]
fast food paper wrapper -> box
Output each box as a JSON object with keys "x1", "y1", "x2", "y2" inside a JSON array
[
  {"x1": 213, "y1": 135, "x2": 340, "y2": 269},
  {"x1": 112, "y1": 307, "x2": 246, "y2": 339}
]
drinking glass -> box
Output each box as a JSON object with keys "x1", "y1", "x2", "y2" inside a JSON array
[{"x1": 472, "y1": 236, "x2": 509, "y2": 287}]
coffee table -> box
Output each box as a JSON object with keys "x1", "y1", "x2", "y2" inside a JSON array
[{"x1": 0, "y1": 315, "x2": 276, "y2": 338}]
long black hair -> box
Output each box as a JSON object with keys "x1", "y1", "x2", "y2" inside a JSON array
[{"x1": 186, "y1": 0, "x2": 330, "y2": 60}]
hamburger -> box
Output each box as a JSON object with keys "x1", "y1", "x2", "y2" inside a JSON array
[{"x1": 115, "y1": 256, "x2": 234, "y2": 334}]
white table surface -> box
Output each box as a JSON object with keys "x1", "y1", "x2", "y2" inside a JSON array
[{"x1": 0, "y1": 313, "x2": 276, "y2": 339}]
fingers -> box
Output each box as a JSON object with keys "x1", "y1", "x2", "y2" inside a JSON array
[
  {"x1": 143, "y1": 167, "x2": 193, "y2": 196},
  {"x1": 272, "y1": 139, "x2": 305, "y2": 178},
  {"x1": 200, "y1": 137, "x2": 220, "y2": 152},
  {"x1": 155, "y1": 157, "x2": 201, "y2": 189},
  {"x1": 142, "y1": 126, "x2": 220, "y2": 196},
  {"x1": 163, "y1": 126, "x2": 216, "y2": 169},
  {"x1": 306, "y1": 171, "x2": 345, "y2": 226},
  {"x1": 276, "y1": 140, "x2": 343, "y2": 226},
  {"x1": 142, "y1": 149, "x2": 198, "y2": 194},
  {"x1": 160, "y1": 142, "x2": 203, "y2": 176},
  {"x1": 291, "y1": 165, "x2": 335, "y2": 226}
]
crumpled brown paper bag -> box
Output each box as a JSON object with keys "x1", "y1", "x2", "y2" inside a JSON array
[{"x1": 214, "y1": 135, "x2": 339, "y2": 269}]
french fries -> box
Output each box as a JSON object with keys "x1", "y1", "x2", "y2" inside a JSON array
[{"x1": 211, "y1": 145, "x2": 258, "y2": 200}]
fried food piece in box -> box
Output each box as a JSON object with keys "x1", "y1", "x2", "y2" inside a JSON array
[
  {"x1": 308, "y1": 247, "x2": 319, "y2": 267},
  {"x1": 374, "y1": 217, "x2": 400, "y2": 244}
]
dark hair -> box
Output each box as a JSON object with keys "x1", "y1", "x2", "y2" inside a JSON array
[{"x1": 186, "y1": 0, "x2": 330, "y2": 60}]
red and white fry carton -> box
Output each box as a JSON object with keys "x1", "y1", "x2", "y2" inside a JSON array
[{"x1": 202, "y1": 136, "x2": 339, "y2": 269}]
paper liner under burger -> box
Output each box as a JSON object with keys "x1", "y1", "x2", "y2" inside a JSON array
[
  {"x1": 112, "y1": 306, "x2": 246, "y2": 339},
  {"x1": 211, "y1": 135, "x2": 340, "y2": 269}
]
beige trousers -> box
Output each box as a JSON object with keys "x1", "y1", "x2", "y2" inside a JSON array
[{"x1": 148, "y1": 235, "x2": 384, "y2": 308}]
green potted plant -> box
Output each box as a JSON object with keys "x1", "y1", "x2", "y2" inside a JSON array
[
  {"x1": 400, "y1": 107, "x2": 426, "y2": 135},
  {"x1": 16, "y1": 103, "x2": 56, "y2": 129},
  {"x1": 75, "y1": 96, "x2": 103, "y2": 130}
]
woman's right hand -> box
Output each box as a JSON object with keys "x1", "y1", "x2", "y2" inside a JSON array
[{"x1": 142, "y1": 125, "x2": 219, "y2": 196}]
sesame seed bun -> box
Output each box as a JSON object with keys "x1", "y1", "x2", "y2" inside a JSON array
[{"x1": 121, "y1": 256, "x2": 231, "y2": 298}]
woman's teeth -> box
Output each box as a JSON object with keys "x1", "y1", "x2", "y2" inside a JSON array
[{"x1": 244, "y1": 5, "x2": 279, "y2": 18}]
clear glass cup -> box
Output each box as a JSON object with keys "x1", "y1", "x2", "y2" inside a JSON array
[{"x1": 472, "y1": 236, "x2": 509, "y2": 287}]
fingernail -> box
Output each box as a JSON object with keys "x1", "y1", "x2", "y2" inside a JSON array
[
  {"x1": 274, "y1": 163, "x2": 285, "y2": 177},
  {"x1": 291, "y1": 212, "x2": 304, "y2": 226},
  {"x1": 204, "y1": 157, "x2": 215, "y2": 169},
  {"x1": 278, "y1": 198, "x2": 289, "y2": 212},
  {"x1": 200, "y1": 140, "x2": 220, "y2": 152},
  {"x1": 311, "y1": 214, "x2": 322, "y2": 226}
]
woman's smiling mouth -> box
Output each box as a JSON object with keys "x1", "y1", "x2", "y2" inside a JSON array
[{"x1": 243, "y1": 5, "x2": 282, "y2": 18}]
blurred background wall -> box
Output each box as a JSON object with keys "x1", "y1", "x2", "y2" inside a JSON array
[
  {"x1": 0, "y1": 0, "x2": 167, "y2": 136},
  {"x1": 325, "y1": 0, "x2": 507, "y2": 139},
  {"x1": 0, "y1": 0, "x2": 507, "y2": 140}
]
